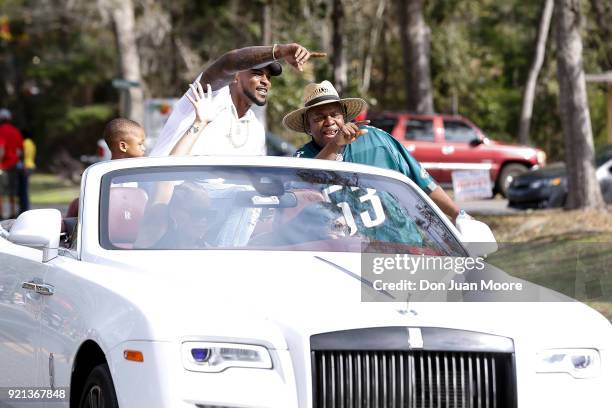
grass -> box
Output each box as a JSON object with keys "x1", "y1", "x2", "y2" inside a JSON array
[
  {"x1": 30, "y1": 173, "x2": 80, "y2": 205},
  {"x1": 485, "y1": 232, "x2": 612, "y2": 320},
  {"x1": 480, "y1": 210, "x2": 612, "y2": 321}
]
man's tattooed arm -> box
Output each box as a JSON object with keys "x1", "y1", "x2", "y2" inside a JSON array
[
  {"x1": 201, "y1": 46, "x2": 276, "y2": 91},
  {"x1": 201, "y1": 43, "x2": 315, "y2": 90}
]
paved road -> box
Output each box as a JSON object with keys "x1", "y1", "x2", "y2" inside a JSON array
[
  {"x1": 457, "y1": 198, "x2": 521, "y2": 216},
  {"x1": 1, "y1": 203, "x2": 68, "y2": 219}
]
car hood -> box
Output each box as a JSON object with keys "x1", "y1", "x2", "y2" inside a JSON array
[
  {"x1": 515, "y1": 162, "x2": 567, "y2": 181},
  {"x1": 93, "y1": 251, "x2": 612, "y2": 350}
]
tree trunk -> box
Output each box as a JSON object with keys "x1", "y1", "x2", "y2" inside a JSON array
[
  {"x1": 262, "y1": 0, "x2": 272, "y2": 45},
  {"x1": 332, "y1": 0, "x2": 347, "y2": 95},
  {"x1": 381, "y1": 26, "x2": 390, "y2": 105},
  {"x1": 361, "y1": 0, "x2": 387, "y2": 94},
  {"x1": 518, "y1": 0, "x2": 554, "y2": 145},
  {"x1": 111, "y1": 0, "x2": 144, "y2": 125},
  {"x1": 253, "y1": 0, "x2": 273, "y2": 134},
  {"x1": 398, "y1": 0, "x2": 434, "y2": 114},
  {"x1": 555, "y1": 0, "x2": 604, "y2": 209}
]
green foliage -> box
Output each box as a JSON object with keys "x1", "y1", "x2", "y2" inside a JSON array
[{"x1": 50, "y1": 104, "x2": 114, "y2": 133}]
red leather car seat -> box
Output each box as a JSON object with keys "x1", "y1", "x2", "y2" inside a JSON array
[{"x1": 108, "y1": 187, "x2": 148, "y2": 247}]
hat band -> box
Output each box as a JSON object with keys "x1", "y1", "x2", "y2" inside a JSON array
[{"x1": 305, "y1": 94, "x2": 340, "y2": 108}]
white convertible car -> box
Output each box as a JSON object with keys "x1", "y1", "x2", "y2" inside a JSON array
[{"x1": 0, "y1": 156, "x2": 610, "y2": 408}]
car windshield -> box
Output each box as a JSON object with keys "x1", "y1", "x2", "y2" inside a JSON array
[{"x1": 99, "y1": 166, "x2": 465, "y2": 256}]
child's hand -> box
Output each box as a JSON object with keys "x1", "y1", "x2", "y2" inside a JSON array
[{"x1": 186, "y1": 82, "x2": 220, "y2": 125}]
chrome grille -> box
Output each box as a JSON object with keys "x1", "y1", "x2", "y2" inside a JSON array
[{"x1": 312, "y1": 350, "x2": 513, "y2": 408}]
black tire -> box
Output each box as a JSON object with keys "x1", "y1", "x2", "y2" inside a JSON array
[
  {"x1": 497, "y1": 163, "x2": 529, "y2": 198},
  {"x1": 78, "y1": 363, "x2": 119, "y2": 408}
]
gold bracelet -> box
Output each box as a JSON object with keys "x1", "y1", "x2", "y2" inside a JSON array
[{"x1": 272, "y1": 43, "x2": 278, "y2": 60}]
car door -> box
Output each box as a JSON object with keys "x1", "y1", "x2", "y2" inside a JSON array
[
  {"x1": 438, "y1": 118, "x2": 491, "y2": 183},
  {"x1": 401, "y1": 116, "x2": 443, "y2": 182},
  {"x1": 36, "y1": 256, "x2": 86, "y2": 406},
  {"x1": 0, "y1": 240, "x2": 47, "y2": 389}
]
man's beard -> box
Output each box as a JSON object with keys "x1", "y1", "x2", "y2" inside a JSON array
[{"x1": 243, "y1": 88, "x2": 267, "y2": 107}]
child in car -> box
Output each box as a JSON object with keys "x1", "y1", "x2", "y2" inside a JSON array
[{"x1": 103, "y1": 118, "x2": 146, "y2": 160}]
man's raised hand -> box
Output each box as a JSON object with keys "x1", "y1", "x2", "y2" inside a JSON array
[
  {"x1": 332, "y1": 119, "x2": 370, "y2": 146},
  {"x1": 276, "y1": 43, "x2": 327, "y2": 72}
]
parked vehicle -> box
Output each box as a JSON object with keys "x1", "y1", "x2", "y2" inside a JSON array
[
  {"x1": 508, "y1": 145, "x2": 612, "y2": 208},
  {"x1": 368, "y1": 112, "x2": 547, "y2": 196},
  {"x1": 266, "y1": 132, "x2": 297, "y2": 156},
  {"x1": 81, "y1": 133, "x2": 295, "y2": 165},
  {"x1": 1, "y1": 156, "x2": 610, "y2": 407},
  {"x1": 80, "y1": 138, "x2": 111, "y2": 164}
]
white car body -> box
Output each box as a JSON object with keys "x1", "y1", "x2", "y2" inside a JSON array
[{"x1": 0, "y1": 156, "x2": 611, "y2": 408}]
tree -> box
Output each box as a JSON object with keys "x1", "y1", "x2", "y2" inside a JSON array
[
  {"x1": 398, "y1": 0, "x2": 433, "y2": 114},
  {"x1": 331, "y1": 0, "x2": 347, "y2": 95},
  {"x1": 361, "y1": 0, "x2": 387, "y2": 94},
  {"x1": 588, "y1": 0, "x2": 612, "y2": 70},
  {"x1": 518, "y1": 0, "x2": 554, "y2": 145},
  {"x1": 108, "y1": 0, "x2": 144, "y2": 124},
  {"x1": 555, "y1": 0, "x2": 604, "y2": 209}
]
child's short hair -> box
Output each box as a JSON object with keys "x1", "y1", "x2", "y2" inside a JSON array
[{"x1": 103, "y1": 118, "x2": 143, "y2": 148}]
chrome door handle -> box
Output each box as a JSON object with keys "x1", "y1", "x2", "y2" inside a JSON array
[
  {"x1": 22, "y1": 281, "x2": 37, "y2": 291},
  {"x1": 36, "y1": 284, "x2": 55, "y2": 296},
  {"x1": 22, "y1": 281, "x2": 55, "y2": 296}
]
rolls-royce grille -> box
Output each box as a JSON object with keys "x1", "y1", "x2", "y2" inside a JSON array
[{"x1": 312, "y1": 350, "x2": 513, "y2": 408}]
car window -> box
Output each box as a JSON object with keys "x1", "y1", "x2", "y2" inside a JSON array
[
  {"x1": 444, "y1": 120, "x2": 477, "y2": 143},
  {"x1": 405, "y1": 119, "x2": 434, "y2": 141},
  {"x1": 99, "y1": 166, "x2": 465, "y2": 256},
  {"x1": 368, "y1": 117, "x2": 397, "y2": 135}
]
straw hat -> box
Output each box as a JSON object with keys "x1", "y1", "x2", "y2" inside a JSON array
[{"x1": 282, "y1": 80, "x2": 367, "y2": 133}]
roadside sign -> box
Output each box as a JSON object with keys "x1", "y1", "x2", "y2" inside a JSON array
[
  {"x1": 452, "y1": 170, "x2": 493, "y2": 201},
  {"x1": 143, "y1": 98, "x2": 178, "y2": 151},
  {"x1": 112, "y1": 78, "x2": 141, "y2": 89}
]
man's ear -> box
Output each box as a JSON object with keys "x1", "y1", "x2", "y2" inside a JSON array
[{"x1": 119, "y1": 140, "x2": 128, "y2": 152}]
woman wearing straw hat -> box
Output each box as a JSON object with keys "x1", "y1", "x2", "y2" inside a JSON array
[{"x1": 283, "y1": 80, "x2": 462, "y2": 222}]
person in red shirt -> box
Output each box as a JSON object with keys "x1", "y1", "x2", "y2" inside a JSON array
[{"x1": 0, "y1": 109, "x2": 24, "y2": 219}]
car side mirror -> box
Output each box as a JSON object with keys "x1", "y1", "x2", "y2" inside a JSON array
[
  {"x1": 469, "y1": 137, "x2": 484, "y2": 147},
  {"x1": 455, "y1": 218, "x2": 498, "y2": 257},
  {"x1": 8, "y1": 209, "x2": 61, "y2": 262}
]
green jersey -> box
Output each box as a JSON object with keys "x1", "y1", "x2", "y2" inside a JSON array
[
  {"x1": 294, "y1": 126, "x2": 436, "y2": 246},
  {"x1": 294, "y1": 125, "x2": 438, "y2": 194}
]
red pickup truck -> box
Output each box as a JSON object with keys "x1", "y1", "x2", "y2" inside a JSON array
[{"x1": 367, "y1": 112, "x2": 547, "y2": 196}]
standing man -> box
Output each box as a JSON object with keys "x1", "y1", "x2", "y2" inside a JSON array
[
  {"x1": 283, "y1": 80, "x2": 462, "y2": 221},
  {"x1": 0, "y1": 109, "x2": 23, "y2": 219},
  {"x1": 150, "y1": 43, "x2": 324, "y2": 157}
]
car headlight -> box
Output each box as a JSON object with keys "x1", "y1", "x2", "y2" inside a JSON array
[
  {"x1": 529, "y1": 180, "x2": 544, "y2": 189},
  {"x1": 537, "y1": 150, "x2": 547, "y2": 166},
  {"x1": 536, "y1": 348, "x2": 601, "y2": 378},
  {"x1": 530, "y1": 177, "x2": 562, "y2": 189},
  {"x1": 182, "y1": 342, "x2": 272, "y2": 373}
]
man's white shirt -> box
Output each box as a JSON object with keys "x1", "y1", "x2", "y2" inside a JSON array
[{"x1": 149, "y1": 75, "x2": 266, "y2": 157}]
